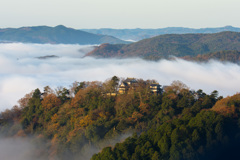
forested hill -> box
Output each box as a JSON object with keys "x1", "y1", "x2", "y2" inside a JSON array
[
  {"x1": 0, "y1": 25, "x2": 128, "y2": 45},
  {"x1": 82, "y1": 25, "x2": 240, "y2": 41},
  {"x1": 1, "y1": 77, "x2": 240, "y2": 160},
  {"x1": 86, "y1": 31, "x2": 240, "y2": 61},
  {"x1": 181, "y1": 50, "x2": 240, "y2": 63}
]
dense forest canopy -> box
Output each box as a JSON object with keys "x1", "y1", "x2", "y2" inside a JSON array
[{"x1": 0, "y1": 76, "x2": 240, "y2": 160}]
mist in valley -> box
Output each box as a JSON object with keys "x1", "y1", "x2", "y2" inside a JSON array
[
  {"x1": 0, "y1": 135, "x2": 49, "y2": 160},
  {"x1": 0, "y1": 43, "x2": 240, "y2": 111},
  {"x1": 0, "y1": 131, "x2": 132, "y2": 160}
]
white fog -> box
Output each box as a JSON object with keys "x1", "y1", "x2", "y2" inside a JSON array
[{"x1": 0, "y1": 43, "x2": 240, "y2": 111}]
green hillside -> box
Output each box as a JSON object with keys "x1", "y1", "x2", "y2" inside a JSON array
[{"x1": 87, "y1": 32, "x2": 240, "y2": 61}]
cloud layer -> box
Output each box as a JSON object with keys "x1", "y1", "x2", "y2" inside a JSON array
[
  {"x1": 0, "y1": 43, "x2": 240, "y2": 111},
  {"x1": 0, "y1": 137, "x2": 48, "y2": 160}
]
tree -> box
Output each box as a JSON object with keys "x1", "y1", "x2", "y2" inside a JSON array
[
  {"x1": 21, "y1": 88, "x2": 42, "y2": 131},
  {"x1": 18, "y1": 91, "x2": 33, "y2": 108},
  {"x1": 169, "y1": 145, "x2": 182, "y2": 160},
  {"x1": 215, "y1": 122, "x2": 223, "y2": 141},
  {"x1": 171, "y1": 128, "x2": 180, "y2": 145},
  {"x1": 158, "y1": 135, "x2": 170, "y2": 155},
  {"x1": 42, "y1": 86, "x2": 54, "y2": 98},
  {"x1": 151, "y1": 151, "x2": 160, "y2": 160},
  {"x1": 165, "y1": 80, "x2": 189, "y2": 94},
  {"x1": 196, "y1": 89, "x2": 206, "y2": 100},
  {"x1": 32, "y1": 88, "x2": 41, "y2": 99},
  {"x1": 70, "y1": 81, "x2": 87, "y2": 96},
  {"x1": 202, "y1": 96, "x2": 213, "y2": 108},
  {"x1": 211, "y1": 90, "x2": 219, "y2": 99},
  {"x1": 192, "y1": 129, "x2": 200, "y2": 144},
  {"x1": 55, "y1": 87, "x2": 70, "y2": 102},
  {"x1": 103, "y1": 76, "x2": 120, "y2": 94},
  {"x1": 42, "y1": 93, "x2": 61, "y2": 111},
  {"x1": 111, "y1": 76, "x2": 120, "y2": 90}
]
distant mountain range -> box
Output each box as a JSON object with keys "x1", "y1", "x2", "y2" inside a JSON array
[
  {"x1": 82, "y1": 26, "x2": 240, "y2": 41},
  {"x1": 86, "y1": 31, "x2": 240, "y2": 63},
  {"x1": 0, "y1": 25, "x2": 127, "y2": 45}
]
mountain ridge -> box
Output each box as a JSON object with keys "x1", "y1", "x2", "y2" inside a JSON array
[
  {"x1": 86, "y1": 31, "x2": 240, "y2": 61},
  {"x1": 82, "y1": 25, "x2": 240, "y2": 41},
  {"x1": 0, "y1": 25, "x2": 128, "y2": 45}
]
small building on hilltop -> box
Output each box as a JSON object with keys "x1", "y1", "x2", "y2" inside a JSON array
[
  {"x1": 118, "y1": 78, "x2": 162, "y2": 95},
  {"x1": 118, "y1": 78, "x2": 138, "y2": 94},
  {"x1": 124, "y1": 78, "x2": 137, "y2": 85},
  {"x1": 150, "y1": 83, "x2": 161, "y2": 95},
  {"x1": 118, "y1": 82, "x2": 128, "y2": 94}
]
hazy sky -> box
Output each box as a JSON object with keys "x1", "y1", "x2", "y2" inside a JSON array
[{"x1": 0, "y1": 0, "x2": 239, "y2": 29}]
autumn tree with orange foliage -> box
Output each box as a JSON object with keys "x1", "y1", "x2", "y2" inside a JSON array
[
  {"x1": 211, "y1": 93, "x2": 240, "y2": 117},
  {"x1": 18, "y1": 91, "x2": 33, "y2": 108},
  {"x1": 42, "y1": 93, "x2": 61, "y2": 111}
]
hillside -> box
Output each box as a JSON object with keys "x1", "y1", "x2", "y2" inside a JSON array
[
  {"x1": 181, "y1": 50, "x2": 240, "y2": 63},
  {"x1": 0, "y1": 25, "x2": 128, "y2": 45},
  {"x1": 1, "y1": 77, "x2": 240, "y2": 159},
  {"x1": 82, "y1": 26, "x2": 240, "y2": 41},
  {"x1": 86, "y1": 32, "x2": 240, "y2": 61},
  {"x1": 93, "y1": 92, "x2": 240, "y2": 160}
]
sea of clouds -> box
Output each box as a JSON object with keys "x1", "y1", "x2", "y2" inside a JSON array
[{"x1": 0, "y1": 43, "x2": 240, "y2": 111}]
